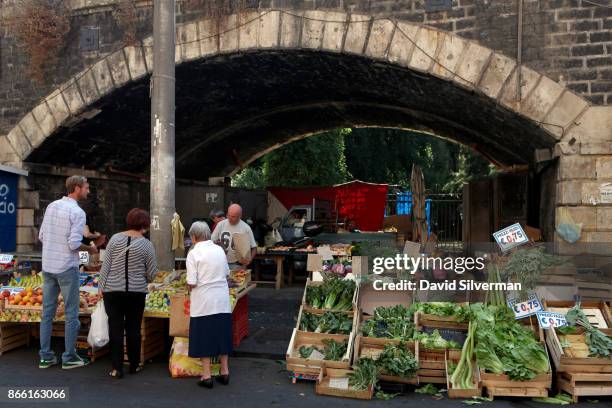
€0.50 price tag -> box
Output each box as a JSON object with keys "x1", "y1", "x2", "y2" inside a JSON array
[
  {"x1": 536, "y1": 311, "x2": 568, "y2": 329},
  {"x1": 79, "y1": 252, "x2": 89, "y2": 265},
  {"x1": 492, "y1": 223, "x2": 528, "y2": 252},
  {"x1": 507, "y1": 296, "x2": 542, "y2": 319},
  {"x1": 0, "y1": 254, "x2": 14, "y2": 264}
]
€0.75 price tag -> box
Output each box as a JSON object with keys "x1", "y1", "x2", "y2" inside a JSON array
[
  {"x1": 507, "y1": 295, "x2": 543, "y2": 319},
  {"x1": 78, "y1": 251, "x2": 89, "y2": 265},
  {"x1": 536, "y1": 311, "x2": 567, "y2": 329},
  {"x1": 492, "y1": 223, "x2": 528, "y2": 252},
  {"x1": 0, "y1": 254, "x2": 14, "y2": 264}
]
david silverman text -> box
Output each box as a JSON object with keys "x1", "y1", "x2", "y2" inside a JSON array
[{"x1": 373, "y1": 279, "x2": 522, "y2": 291}]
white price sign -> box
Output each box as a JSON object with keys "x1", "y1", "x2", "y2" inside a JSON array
[
  {"x1": 507, "y1": 295, "x2": 543, "y2": 319},
  {"x1": 0, "y1": 254, "x2": 14, "y2": 264},
  {"x1": 493, "y1": 223, "x2": 528, "y2": 252},
  {"x1": 79, "y1": 251, "x2": 90, "y2": 265},
  {"x1": 536, "y1": 311, "x2": 568, "y2": 329}
]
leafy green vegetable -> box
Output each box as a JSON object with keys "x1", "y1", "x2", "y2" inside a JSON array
[
  {"x1": 471, "y1": 303, "x2": 549, "y2": 381},
  {"x1": 305, "y1": 276, "x2": 356, "y2": 311},
  {"x1": 299, "y1": 346, "x2": 316, "y2": 359},
  {"x1": 321, "y1": 339, "x2": 348, "y2": 361},
  {"x1": 501, "y1": 247, "x2": 566, "y2": 299},
  {"x1": 376, "y1": 342, "x2": 418, "y2": 378},
  {"x1": 348, "y1": 357, "x2": 379, "y2": 391},
  {"x1": 299, "y1": 311, "x2": 352, "y2": 334},
  {"x1": 375, "y1": 389, "x2": 400, "y2": 400},
  {"x1": 360, "y1": 305, "x2": 414, "y2": 340},
  {"x1": 414, "y1": 330, "x2": 461, "y2": 349},
  {"x1": 532, "y1": 396, "x2": 570, "y2": 405},
  {"x1": 412, "y1": 302, "x2": 470, "y2": 321},
  {"x1": 451, "y1": 320, "x2": 477, "y2": 389},
  {"x1": 415, "y1": 384, "x2": 442, "y2": 396},
  {"x1": 565, "y1": 301, "x2": 612, "y2": 358}
]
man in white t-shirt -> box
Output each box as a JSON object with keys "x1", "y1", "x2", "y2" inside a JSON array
[{"x1": 211, "y1": 204, "x2": 257, "y2": 266}]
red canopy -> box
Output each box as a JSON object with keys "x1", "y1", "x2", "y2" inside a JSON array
[{"x1": 268, "y1": 181, "x2": 388, "y2": 231}]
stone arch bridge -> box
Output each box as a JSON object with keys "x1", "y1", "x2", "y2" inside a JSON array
[{"x1": 0, "y1": 1, "x2": 611, "y2": 251}]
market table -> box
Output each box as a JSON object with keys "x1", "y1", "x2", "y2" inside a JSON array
[{"x1": 254, "y1": 253, "x2": 286, "y2": 290}]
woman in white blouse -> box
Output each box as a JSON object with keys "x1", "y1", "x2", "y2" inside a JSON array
[{"x1": 186, "y1": 221, "x2": 232, "y2": 388}]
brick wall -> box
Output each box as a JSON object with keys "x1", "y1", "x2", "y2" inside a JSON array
[{"x1": 1, "y1": 0, "x2": 611, "y2": 135}]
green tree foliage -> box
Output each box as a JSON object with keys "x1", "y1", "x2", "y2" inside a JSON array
[{"x1": 231, "y1": 127, "x2": 493, "y2": 191}]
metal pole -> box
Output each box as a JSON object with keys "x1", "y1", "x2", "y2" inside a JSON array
[
  {"x1": 150, "y1": 0, "x2": 176, "y2": 270},
  {"x1": 516, "y1": 0, "x2": 523, "y2": 102}
]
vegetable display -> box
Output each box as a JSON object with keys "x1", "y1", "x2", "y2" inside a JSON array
[
  {"x1": 565, "y1": 301, "x2": 612, "y2": 358},
  {"x1": 471, "y1": 304, "x2": 549, "y2": 381},
  {"x1": 348, "y1": 357, "x2": 379, "y2": 391},
  {"x1": 305, "y1": 276, "x2": 356, "y2": 311},
  {"x1": 298, "y1": 339, "x2": 348, "y2": 361},
  {"x1": 411, "y1": 302, "x2": 470, "y2": 322},
  {"x1": 450, "y1": 320, "x2": 477, "y2": 389},
  {"x1": 360, "y1": 305, "x2": 414, "y2": 340},
  {"x1": 299, "y1": 311, "x2": 352, "y2": 335},
  {"x1": 376, "y1": 342, "x2": 418, "y2": 378},
  {"x1": 414, "y1": 330, "x2": 461, "y2": 350}
]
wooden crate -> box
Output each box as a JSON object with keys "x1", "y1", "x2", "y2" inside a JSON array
[
  {"x1": 287, "y1": 363, "x2": 322, "y2": 383},
  {"x1": 576, "y1": 281, "x2": 612, "y2": 301},
  {"x1": 286, "y1": 329, "x2": 353, "y2": 370},
  {"x1": 315, "y1": 367, "x2": 374, "y2": 400},
  {"x1": 417, "y1": 347, "x2": 455, "y2": 384},
  {"x1": 544, "y1": 300, "x2": 612, "y2": 329},
  {"x1": 354, "y1": 336, "x2": 418, "y2": 384},
  {"x1": 446, "y1": 349, "x2": 482, "y2": 399},
  {"x1": 0, "y1": 323, "x2": 30, "y2": 355},
  {"x1": 124, "y1": 317, "x2": 166, "y2": 365},
  {"x1": 414, "y1": 311, "x2": 469, "y2": 331},
  {"x1": 538, "y1": 265, "x2": 576, "y2": 285},
  {"x1": 546, "y1": 327, "x2": 612, "y2": 374},
  {"x1": 556, "y1": 372, "x2": 612, "y2": 402}
]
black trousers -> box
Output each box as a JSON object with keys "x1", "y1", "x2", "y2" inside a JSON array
[{"x1": 103, "y1": 292, "x2": 146, "y2": 372}]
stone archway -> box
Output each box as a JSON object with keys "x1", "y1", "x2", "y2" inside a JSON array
[{"x1": 2, "y1": 10, "x2": 612, "y2": 251}]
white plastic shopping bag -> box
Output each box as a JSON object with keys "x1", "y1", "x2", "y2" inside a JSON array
[{"x1": 87, "y1": 300, "x2": 109, "y2": 348}]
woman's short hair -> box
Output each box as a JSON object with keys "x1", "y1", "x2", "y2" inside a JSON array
[
  {"x1": 209, "y1": 209, "x2": 225, "y2": 219},
  {"x1": 189, "y1": 221, "x2": 211, "y2": 241},
  {"x1": 126, "y1": 208, "x2": 150, "y2": 231}
]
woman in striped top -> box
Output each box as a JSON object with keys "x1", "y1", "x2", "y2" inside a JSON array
[{"x1": 99, "y1": 208, "x2": 157, "y2": 378}]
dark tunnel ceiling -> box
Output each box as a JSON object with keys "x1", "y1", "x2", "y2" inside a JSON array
[{"x1": 26, "y1": 50, "x2": 558, "y2": 179}]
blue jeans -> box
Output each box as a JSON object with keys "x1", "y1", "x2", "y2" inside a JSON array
[{"x1": 39, "y1": 267, "x2": 81, "y2": 363}]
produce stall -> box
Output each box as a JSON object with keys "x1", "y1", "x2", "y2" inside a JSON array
[{"x1": 0, "y1": 268, "x2": 256, "y2": 365}]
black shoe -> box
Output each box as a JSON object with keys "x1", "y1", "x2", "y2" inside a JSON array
[
  {"x1": 216, "y1": 374, "x2": 230, "y2": 385},
  {"x1": 129, "y1": 365, "x2": 143, "y2": 374},
  {"x1": 197, "y1": 378, "x2": 213, "y2": 388},
  {"x1": 109, "y1": 369, "x2": 124, "y2": 379}
]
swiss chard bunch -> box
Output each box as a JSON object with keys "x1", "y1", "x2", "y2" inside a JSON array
[
  {"x1": 305, "y1": 276, "x2": 356, "y2": 311},
  {"x1": 298, "y1": 339, "x2": 348, "y2": 361},
  {"x1": 411, "y1": 302, "x2": 470, "y2": 322},
  {"x1": 376, "y1": 342, "x2": 418, "y2": 378},
  {"x1": 299, "y1": 311, "x2": 352, "y2": 335},
  {"x1": 360, "y1": 305, "x2": 415, "y2": 340},
  {"x1": 348, "y1": 357, "x2": 379, "y2": 391}
]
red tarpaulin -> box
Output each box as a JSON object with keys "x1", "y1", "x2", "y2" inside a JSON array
[{"x1": 267, "y1": 181, "x2": 388, "y2": 231}]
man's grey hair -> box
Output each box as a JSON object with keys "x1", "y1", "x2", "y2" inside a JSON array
[
  {"x1": 189, "y1": 221, "x2": 211, "y2": 241},
  {"x1": 66, "y1": 175, "x2": 87, "y2": 194}
]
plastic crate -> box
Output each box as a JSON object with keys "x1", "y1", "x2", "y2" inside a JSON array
[{"x1": 232, "y1": 295, "x2": 249, "y2": 347}]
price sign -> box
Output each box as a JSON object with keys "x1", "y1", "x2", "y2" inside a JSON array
[
  {"x1": 536, "y1": 311, "x2": 568, "y2": 329},
  {"x1": 493, "y1": 223, "x2": 528, "y2": 252},
  {"x1": 0, "y1": 286, "x2": 25, "y2": 295},
  {"x1": 0, "y1": 254, "x2": 14, "y2": 264},
  {"x1": 507, "y1": 295, "x2": 542, "y2": 319},
  {"x1": 79, "y1": 251, "x2": 90, "y2": 265}
]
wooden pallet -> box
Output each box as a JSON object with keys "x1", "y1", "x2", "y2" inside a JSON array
[
  {"x1": 0, "y1": 323, "x2": 30, "y2": 355},
  {"x1": 556, "y1": 372, "x2": 612, "y2": 402},
  {"x1": 316, "y1": 367, "x2": 374, "y2": 400},
  {"x1": 354, "y1": 336, "x2": 418, "y2": 384}
]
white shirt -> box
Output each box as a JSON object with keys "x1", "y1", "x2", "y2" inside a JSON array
[
  {"x1": 210, "y1": 219, "x2": 256, "y2": 263},
  {"x1": 38, "y1": 197, "x2": 85, "y2": 274},
  {"x1": 186, "y1": 240, "x2": 231, "y2": 317}
]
